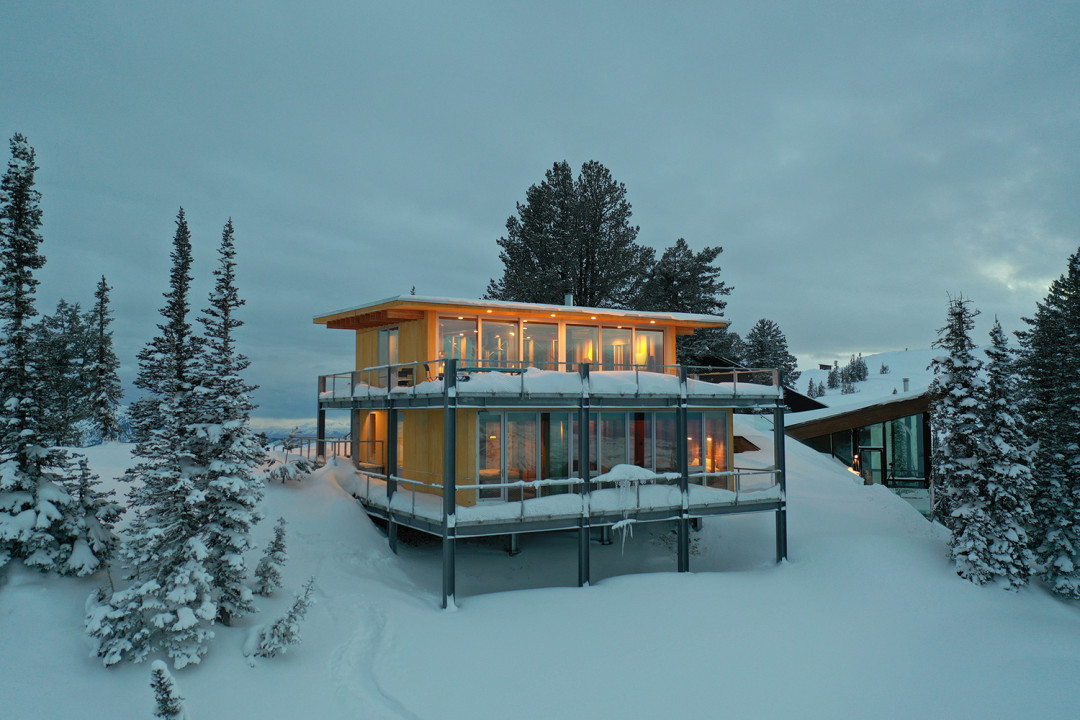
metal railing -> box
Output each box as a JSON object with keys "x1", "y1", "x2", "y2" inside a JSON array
[
  {"x1": 318, "y1": 360, "x2": 782, "y2": 401},
  {"x1": 344, "y1": 464, "x2": 781, "y2": 523}
]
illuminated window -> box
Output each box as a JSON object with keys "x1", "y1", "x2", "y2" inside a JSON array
[
  {"x1": 481, "y1": 320, "x2": 518, "y2": 368},
  {"x1": 438, "y1": 317, "x2": 477, "y2": 361},
  {"x1": 567, "y1": 325, "x2": 598, "y2": 366},
  {"x1": 601, "y1": 327, "x2": 633, "y2": 370},
  {"x1": 634, "y1": 329, "x2": 664, "y2": 369},
  {"x1": 523, "y1": 323, "x2": 559, "y2": 369}
]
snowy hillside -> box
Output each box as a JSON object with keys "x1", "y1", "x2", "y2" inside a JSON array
[
  {"x1": 797, "y1": 348, "x2": 937, "y2": 421},
  {"x1": 2, "y1": 437, "x2": 1079, "y2": 719}
]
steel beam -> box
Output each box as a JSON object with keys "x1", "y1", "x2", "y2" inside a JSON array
[
  {"x1": 442, "y1": 359, "x2": 458, "y2": 608},
  {"x1": 676, "y1": 366, "x2": 690, "y2": 572},
  {"x1": 774, "y1": 399, "x2": 788, "y2": 562},
  {"x1": 578, "y1": 363, "x2": 591, "y2": 587},
  {"x1": 386, "y1": 402, "x2": 398, "y2": 553}
]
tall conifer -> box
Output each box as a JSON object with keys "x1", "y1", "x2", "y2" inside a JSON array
[
  {"x1": 86, "y1": 276, "x2": 123, "y2": 441},
  {"x1": 1016, "y1": 248, "x2": 1080, "y2": 598},
  {"x1": 0, "y1": 133, "x2": 106, "y2": 574},
  {"x1": 193, "y1": 219, "x2": 263, "y2": 625}
]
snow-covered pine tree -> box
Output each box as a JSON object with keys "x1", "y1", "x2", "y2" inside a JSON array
[
  {"x1": 0, "y1": 133, "x2": 104, "y2": 575},
  {"x1": 742, "y1": 318, "x2": 800, "y2": 387},
  {"x1": 255, "y1": 577, "x2": 315, "y2": 658},
  {"x1": 192, "y1": 219, "x2": 263, "y2": 625},
  {"x1": 150, "y1": 660, "x2": 189, "y2": 720},
  {"x1": 827, "y1": 362, "x2": 839, "y2": 389},
  {"x1": 85, "y1": 276, "x2": 123, "y2": 442},
  {"x1": 951, "y1": 319, "x2": 1035, "y2": 589},
  {"x1": 88, "y1": 209, "x2": 217, "y2": 666},
  {"x1": 63, "y1": 457, "x2": 120, "y2": 575},
  {"x1": 254, "y1": 517, "x2": 287, "y2": 597},
  {"x1": 33, "y1": 298, "x2": 91, "y2": 446},
  {"x1": 1016, "y1": 247, "x2": 1080, "y2": 598},
  {"x1": 928, "y1": 294, "x2": 983, "y2": 532}
]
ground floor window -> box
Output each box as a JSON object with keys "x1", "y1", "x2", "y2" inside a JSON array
[{"x1": 476, "y1": 409, "x2": 730, "y2": 501}]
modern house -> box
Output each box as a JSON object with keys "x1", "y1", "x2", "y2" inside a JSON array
[
  {"x1": 314, "y1": 295, "x2": 788, "y2": 606},
  {"x1": 785, "y1": 350, "x2": 934, "y2": 489}
]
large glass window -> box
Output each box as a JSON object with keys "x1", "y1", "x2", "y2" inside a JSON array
[
  {"x1": 572, "y1": 411, "x2": 598, "y2": 475},
  {"x1": 478, "y1": 412, "x2": 502, "y2": 500},
  {"x1": 599, "y1": 412, "x2": 628, "y2": 473},
  {"x1": 601, "y1": 328, "x2": 633, "y2": 370},
  {"x1": 654, "y1": 412, "x2": 678, "y2": 472},
  {"x1": 631, "y1": 412, "x2": 651, "y2": 468},
  {"x1": 567, "y1": 325, "x2": 599, "y2": 367},
  {"x1": 635, "y1": 329, "x2": 664, "y2": 369},
  {"x1": 687, "y1": 411, "x2": 703, "y2": 468},
  {"x1": 888, "y1": 414, "x2": 925, "y2": 480},
  {"x1": 540, "y1": 412, "x2": 570, "y2": 482},
  {"x1": 481, "y1": 320, "x2": 518, "y2": 368},
  {"x1": 439, "y1": 317, "x2": 477, "y2": 362},
  {"x1": 523, "y1": 323, "x2": 558, "y2": 369},
  {"x1": 704, "y1": 411, "x2": 729, "y2": 488},
  {"x1": 377, "y1": 327, "x2": 399, "y2": 387}
]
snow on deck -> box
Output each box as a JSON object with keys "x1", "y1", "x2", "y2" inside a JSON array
[
  {"x1": 320, "y1": 366, "x2": 781, "y2": 402},
  {"x1": 330, "y1": 461, "x2": 781, "y2": 528}
]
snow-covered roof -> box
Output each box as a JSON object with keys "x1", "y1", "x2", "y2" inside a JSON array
[
  {"x1": 314, "y1": 294, "x2": 727, "y2": 327},
  {"x1": 788, "y1": 348, "x2": 936, "y2": 425}
]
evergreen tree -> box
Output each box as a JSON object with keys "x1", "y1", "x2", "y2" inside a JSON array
[
  {"x1": 88, "y1": 209, "x2": 216, "y2": 667},
  {"x1": 33, "y1": 298, "x2": 90, "y2": 446},
  {"x1": 635, "y1": 238, "x2": 730, "y2": 314},
  {"x1": 0, "y1": 133, "x2": 104, "y2": 575},
  {"x1": 255, "y1": 577, "x2": 315, "y2": 658},
  {"x1": 486, "y1": 160, "x2": 654, "y2": 308},
  {"x1": 64, "y1": 457, "x2": 120, "y2": 575},
  {"x1": 85, "y1": 276, "x2": 123, "y2": 442},
  {"x1": 952, "y1": 319, "x2": 1035, "y2": 588},
  {"x1": 254, "y1": 517, "x2": 287, "y2": 597},
  {"x1": 928, "y1": 294, "x2": 983, "y2": 530},
  {"x1": 742, "y1": 318, "x2": 801, "y2": 388},
  {"x1": 826, "y1": 362, "x2": 840, "y2": 389},
  {"x1": 1016, "y1": 247, "x2": 1080, "y2": 598},
  {"x1": 150, "y1": 660, "x2": 189, "y2": 720},
  {"x1": 193, "y1": 219, "x2": 263, "y2": 625}
]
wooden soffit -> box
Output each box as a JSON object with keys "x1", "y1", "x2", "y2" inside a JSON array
[
  {"x1": 324, "y1": 308, "x2": 425, "y2": 330},
  {"x1": 785, "y1": 394, "x2": 930, "y2": 441}
]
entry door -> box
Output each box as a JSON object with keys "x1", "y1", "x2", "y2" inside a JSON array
[
  {"x1": 858, "y1": 446, "x2": 884, "y2": 484},
  {"x1": 478, "y1": 412, "x2": 505, "y2": 501}
]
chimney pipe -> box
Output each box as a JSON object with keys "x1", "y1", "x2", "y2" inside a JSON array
[
  {"x1": 564, "y1": 293, "x2": 574, "y2": 307},
  {"x1": 902, "y1": 377, "x2": 910, "y2": 392}
]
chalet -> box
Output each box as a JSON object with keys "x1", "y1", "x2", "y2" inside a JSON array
[{"x1": 314, "y1": 295, "x2": 788, "y2": 606}]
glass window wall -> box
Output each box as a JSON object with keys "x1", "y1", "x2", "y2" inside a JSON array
[
  {"x1": 567, "y1": 325, "x2": 599, "y2": 367},
  {"x1": 523, "y1": 323, "x2": 559, "y2": 369},
  {"x1": 481, "y1": 320, "x2": 518, "y2": 368},
  {"x1": 601, "y1": 328, "x2": 633, "y2": 370},
  {"x1": 439, "y1": 317, "x2": 477, "y2": 362},
  {"x1": 635, "y1": 329, "x2": 665, "y2": 369}
]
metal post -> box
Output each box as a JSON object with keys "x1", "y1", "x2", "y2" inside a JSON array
[
  {"x1": 676, "y1": 365, "x2": 690, "y2": 573},
  {"x1": 442, "y1": 359, "x2": 458, "y2": 608},
  {"x1": 507, "y1": 533, "x2": 520, "y2": 556},
  {"x1": 316, "y1": 405, "x2": 326, "y2": 463},
  {"x1": 386, "y1": 403, "x2": 398, "y2": 553},
  {"x1": 578, "y1": 363, "x2": 591, "y2": 587},
  {"x1": 350, "y1": 409, "x2": 361, "y2": 468},
  {"x1": 774, "y1": 398, "x2": 788, "y2": 562}
]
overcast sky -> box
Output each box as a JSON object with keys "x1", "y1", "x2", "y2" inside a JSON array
[{"x1": 3, "y1": 1, "x2": 1078, "y2": 424}]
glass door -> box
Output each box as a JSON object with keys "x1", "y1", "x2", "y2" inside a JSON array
[
  {"x1": 857, "y1": 447, "x2": 884, "y2": 485},
  {"x1": 478, "y1": 412, "x2": 504, "y2": 501}
]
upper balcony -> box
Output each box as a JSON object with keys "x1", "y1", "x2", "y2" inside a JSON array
[{"x1": 318, "y1": 360, "x2": 784, "y2": 410}]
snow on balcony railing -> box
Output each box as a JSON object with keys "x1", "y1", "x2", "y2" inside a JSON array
[
  {"x1": 333, "y1": 463, "x2": 781, "y2": 528},
  {"x1": 318, "y1": 361, "x2": 783, "y2": 402}
]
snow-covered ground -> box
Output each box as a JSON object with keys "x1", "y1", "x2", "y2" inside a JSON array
[{"x1": 2, "y1": 438, "x2": 1079, "y2": 719}]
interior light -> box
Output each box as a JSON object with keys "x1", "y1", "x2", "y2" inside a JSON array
[
  {"x1": 650, "y1": 320, "x2": 656, "y2": 324},
  {"x1": 486, "y1": 309, "x2": 492, "y2": 313},
  {"x1": 550, "y1": 313, "x2": 556, "y2": 317},
  {"x1": 591, "y1": 316, "x2": 596, "y2": 320},
  {"x1": 458, "y1": 316, "x2": 464, "y2": 320}
]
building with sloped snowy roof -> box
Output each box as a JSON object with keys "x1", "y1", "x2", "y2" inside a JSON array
[{"x1": 314, "y1": 295, "x2": 788, "y2": 605}]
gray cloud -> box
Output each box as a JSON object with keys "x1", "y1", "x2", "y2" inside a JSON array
[{"x1": 3, "y1": 1, "x2": 1077, "y2": 418}]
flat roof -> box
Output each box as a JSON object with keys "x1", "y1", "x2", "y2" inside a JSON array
[{"x1": 314, "y1": 295, "x2": 728, "y2": 329}]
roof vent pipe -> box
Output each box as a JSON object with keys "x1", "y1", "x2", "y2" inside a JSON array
[
  {"x1": 564, "y1": 293, "x2": 574, "y2": 307},
  {"x1": 902, "y1": 377, "x2": 910, "y2": 392}
]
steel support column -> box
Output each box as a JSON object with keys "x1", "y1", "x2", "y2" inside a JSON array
[
  {"x1": 315, "y1": 399, "x2": 326, "y2": 463},
  {"x1": 676, "y1": 365, "x2": 690, "y2": 573},
  {"x1": 386, "y1": 402, "x2": 398, "y2": 553},
  {"x1": 349, "y1": 409, "x2": 361, "y2": 468},
  {"x1": 441, "y1": 359, "x2": 458, "y2": 608},
  {"x1": 774, "y1": 399, "x2": 788, "y2": 562},
  {"x1": 577, "y1": 363, "x2": 592, "y2": 587}
]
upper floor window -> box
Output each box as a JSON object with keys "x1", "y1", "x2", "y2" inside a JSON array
[
  {"x1": 481, "y1": 320, "x2": 518, "y2": 367},
  {"x1": 439, "y1": 317, "x2": 477, "y2": 361}
]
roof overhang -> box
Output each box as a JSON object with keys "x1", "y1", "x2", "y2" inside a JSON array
[
  {"x1": 314, "y1": 295, "x2": 728, "y2": 332},
  {"x1": 785, "y1": 393, "x2": 930, "y2": 441}
]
